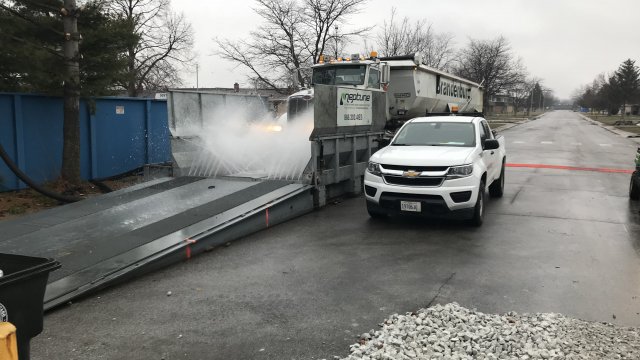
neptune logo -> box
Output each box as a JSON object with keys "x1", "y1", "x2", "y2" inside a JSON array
[{"x1": 340, "y1": 92, "x2": 371, "y2": 105}]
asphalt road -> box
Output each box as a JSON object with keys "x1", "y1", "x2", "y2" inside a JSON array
[{"x1": 32, "y1": 111, "x2": 640, "y2": 360}]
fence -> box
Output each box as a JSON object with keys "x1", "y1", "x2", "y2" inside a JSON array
[{"x1": 0, "y1": 93, "x2": 170, "y2": 192}]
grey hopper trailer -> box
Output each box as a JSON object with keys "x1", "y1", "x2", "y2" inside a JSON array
[{"x1": 286, "y1": 52, "x2": 484, "y2": 130}]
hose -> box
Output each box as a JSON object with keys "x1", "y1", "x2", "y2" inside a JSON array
[
  {"x1": 90, "y1": 180, "x2": 113, "y2": 193},
  {"x1": 0, "y1": 141, "x2": 81, "y2": 203},
  {"x1": 87, "y1": 166, "x2": 148, "y2": 194}
]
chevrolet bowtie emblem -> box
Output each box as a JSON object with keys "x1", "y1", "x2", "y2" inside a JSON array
[{"x1": 403, "y1": 170, "x2": 420, "y2": 178}]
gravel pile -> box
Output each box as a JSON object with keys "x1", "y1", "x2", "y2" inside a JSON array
[{"x1": 342, "y1": 303, "x2": 640, "y2": 360}]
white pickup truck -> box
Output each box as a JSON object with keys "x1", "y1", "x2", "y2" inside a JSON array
[{"x1": 364, "y1": 115, "x2": 506, "y2": 226}]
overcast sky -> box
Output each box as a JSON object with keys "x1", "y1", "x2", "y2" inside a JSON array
[{"x1": 178, "y1": 0, "x2": 638, "y2": 100}]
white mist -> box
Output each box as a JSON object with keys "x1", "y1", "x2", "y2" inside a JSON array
[{"x1": 188, "y1": 106, "x2": 313, "y2": 181}]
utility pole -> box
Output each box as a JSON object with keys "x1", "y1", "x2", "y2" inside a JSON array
[
  {"x1": 61, "y1": 0, "x2": 81, "y2": 187},
  {"x1": 196, "y1": 63, "x2": 199, "y2": 90},
  {"x1": 541, "y1": 88, "x2": 549, "y2": 111},
  {"x1": 528, "y1": 86, "x2": 534, "y2": 116},
  {"x1": 334, "y1": 25, "x2": 338, "y2": 58},
  {"x1": 539, "y1": 89, "x2": 543, "y2": 111}
]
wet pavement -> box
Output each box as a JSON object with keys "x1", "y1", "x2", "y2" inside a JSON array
[{"x1": 31, "y1": 111, "x2": 640, "y2": 360}]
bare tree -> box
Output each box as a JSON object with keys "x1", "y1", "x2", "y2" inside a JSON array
[
  {"x1": 454, "y1": 36, "x2": 527, "y2": 109},
  {"x1": 574, "y1": 72, "x2": 624, "y2": 115},
  {"x1": 111, "y1": 0, "x2": 193, "y2": 96},
  {"x1": 323, "y1": 25, "x2": 349, "y2": 59},
  {"x1": 376, "y1": 8, "x2": 455, "y2": 71},
  {"x1": 542, "y1": 89, "x2": 558, "y2": 109},
  {"x1": 510, "y1": 77, "x2": 542, "y2": 114},
  {"x1": 215, "y1": 0, "x2": 369, "y2": 93}
]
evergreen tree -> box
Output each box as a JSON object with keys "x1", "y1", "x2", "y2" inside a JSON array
[
  {"x1": 601, "y1": 76, "x2": 622, "y2": 115},
  {"x1": 527, "y1": 82, "x2": 544, "y2": 111},
  {"x1": 0, "y1": 0, "x2": 136, "y2": 188},
  {"x1": 0, "y1": 0, "x2": 64, "y2": 92},
  {"x1": 0, "y1": 1, "x2": 135, "y2": 95},
  {"x1": 614, "y1": 59, "x2": 640, "y2": 115}
]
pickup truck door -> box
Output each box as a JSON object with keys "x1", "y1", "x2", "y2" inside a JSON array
[{"x1": 479, "y1": 120, "x2": 498, "y2": 183}]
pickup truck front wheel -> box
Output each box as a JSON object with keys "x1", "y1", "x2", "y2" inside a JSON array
[
  {"x1": 489, "y1": 163, "x2": 505, "y2": 198},
  {"x1": 470, "y1": 181, "x2": 485, "y2": 227},
  {"x1": 630, "y1": 175, "x2": 639, "y2": 200}
]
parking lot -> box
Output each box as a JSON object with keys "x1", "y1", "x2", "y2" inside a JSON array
[{"x1": 32, "y1": 111, "x2": 640, "y2": 360}]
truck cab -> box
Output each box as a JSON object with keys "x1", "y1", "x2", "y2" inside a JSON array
[
  {"x1": 286, "y1": 55, "x2": 389, "y2": 122},
  {"x1": 310, "y1": 58, "x2": 386, "y2": 90}
]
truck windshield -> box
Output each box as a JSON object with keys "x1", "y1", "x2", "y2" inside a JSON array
[
  {"x1": 312, "y1": 65, "x2": 366, "y2": 86},
  {"x1": 392, "y1": 122, "x2": 476, "y2": 147}
]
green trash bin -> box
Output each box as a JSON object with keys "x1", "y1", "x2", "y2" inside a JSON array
[{"x1": 0, "y1": 253, "x2": 60, "y2": 360}]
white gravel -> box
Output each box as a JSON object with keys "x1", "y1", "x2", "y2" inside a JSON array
[{"x1": 342, "y1": 303, "x2": 640, "y2": 360}]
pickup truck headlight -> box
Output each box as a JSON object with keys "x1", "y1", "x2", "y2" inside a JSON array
[
  {"x1": 367, "y1": 161, "x2": 382, "y2": 176},
  {"x1": 446, "y1": 164, "x2": 473, "y2": 179}
]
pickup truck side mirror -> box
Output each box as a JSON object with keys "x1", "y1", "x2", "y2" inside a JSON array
[{"x1": 484, "y1": 139, "x2": 500, "y2": 150}]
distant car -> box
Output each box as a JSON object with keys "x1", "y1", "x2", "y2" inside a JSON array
[
  {"x1": 364, "y1": 115, "x2": 506, "y2": 226},
  {"x1": 631, "y1": 147, "x2": 640, "y2": 200}
]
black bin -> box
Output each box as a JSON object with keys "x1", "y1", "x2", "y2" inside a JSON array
[{"x1": 0, "y1": 253, "x2": 60, "y2": 360}]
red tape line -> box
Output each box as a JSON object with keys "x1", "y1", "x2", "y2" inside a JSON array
[
  {"x1": 266, "y1": 208, "x2": 270, "y2": 227},
  {"x1": 506, "y1": 163, "x2": 634, "y2": 174},
  {"x1": 185, "y1": 238, "x2": 196, "y2": 259}
]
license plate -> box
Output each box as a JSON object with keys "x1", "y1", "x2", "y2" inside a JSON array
[{"x1": 400, "y1": 201, "x2": 421, "y2": 212}]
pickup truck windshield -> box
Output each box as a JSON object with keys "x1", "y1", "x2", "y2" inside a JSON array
[
  {"x1": 392, "y1": 122, "x2": 476, "y2": 147},
  {"x1": 312, "y1": 65, "x2": 366, "y2": 86}
]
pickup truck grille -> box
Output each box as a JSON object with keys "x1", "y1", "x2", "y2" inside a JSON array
[
  {"x1": 383, "y1": 175, "x2": 444, "y2": 187},
  {"x1": 381, "y1": 164, "x2": 449, "y2": 172}
]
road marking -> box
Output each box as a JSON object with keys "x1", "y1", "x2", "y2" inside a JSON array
[
  {"x1": 513, "y1": 141, "x2": 525, "y2": 144},
  {"x1": 571, "y1": 142, "x2": 582, "y2": 146},
  {"x1": 540, "y1": 141, "x2": 553, "y2": 144},
  {"x1": 599, "y1": 143, "x2": 612, "y2": 147},
  {"x1": 506, "y1": 163, "x2": 634, "y2": 174}
]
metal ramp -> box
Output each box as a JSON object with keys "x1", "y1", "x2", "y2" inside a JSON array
[{"x1": 0, "y1": 177, "x2": 313, "y2": 310}]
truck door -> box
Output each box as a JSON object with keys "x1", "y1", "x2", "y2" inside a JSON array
[{"x1": 480, "y1": 120, "x2": 498, "y2": 182}]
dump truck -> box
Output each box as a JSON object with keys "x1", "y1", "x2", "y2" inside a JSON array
[{"x1": 284, "y1": 52, "x2": 484, "y2": 130}]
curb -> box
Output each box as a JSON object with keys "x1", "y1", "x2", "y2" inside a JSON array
[
  {"x1": 493, "y1": 113, "x2": 545, "y2": 132},
  {"x1": 577, "y1": 113, "x2": 640, "y2": 144}
]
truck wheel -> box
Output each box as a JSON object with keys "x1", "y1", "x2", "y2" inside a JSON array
[
  {"x1": 366, "y1": 201, "x2": 388, "y2": 219},
  {"x1": 630, "y1": 176, "x2": 639, "y2": 200},
  {"x1": 470, "y1": 181, "x2": 485, "y2": 227},
  {"x1": 489, "y1": 163, "x2": 505, "y2": 198}
]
